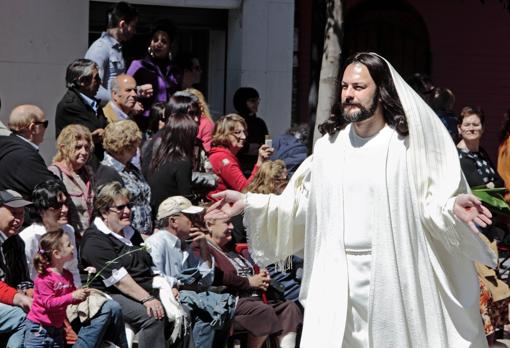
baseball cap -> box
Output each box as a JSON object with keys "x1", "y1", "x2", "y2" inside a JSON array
[
  {"x1": 157, "y1": 196, "x2": 203, "y2": 220},
  {"x1": 0, "y1": 190, "x2": 32, "y2": 208}
]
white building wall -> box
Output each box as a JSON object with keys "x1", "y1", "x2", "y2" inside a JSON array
[
  {"x1": 0, "y1": 0, "x2": 89, "y2": 162},
  {"x1": 226, "y1": 0, "x2": 295, "y2": 138},
  {"x1": 0, "y1": 0, "x2": 295, "y2": 160}
]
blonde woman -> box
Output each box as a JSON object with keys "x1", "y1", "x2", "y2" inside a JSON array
[
  {"x1": 95, "y1": 120, "x2": 153, "y2": 234},
  {"x1": 184, "y1": 88, "x2": 214, "y2": 152},
  {"x1": 49, "y1": 124, "x2": 94, "y2": 234},
  {"x1": 245, "y1": 160, "x2": 288, "y2": 195}
]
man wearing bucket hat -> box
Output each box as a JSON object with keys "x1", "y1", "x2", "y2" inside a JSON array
[
  {"x1": 0, "y1": 189, "x2": 33, "y2": 347},
  {"x1": 146, "y1": 196, "x2": 235, "y2": 348}
]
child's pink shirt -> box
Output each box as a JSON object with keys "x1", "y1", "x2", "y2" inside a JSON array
[{"x1": 27, "y1": 269, "x2": 81, "y2": 328}]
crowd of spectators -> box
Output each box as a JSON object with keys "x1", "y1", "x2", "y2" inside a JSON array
[
  {"x1": 0, "y1": 2, "x2": 304, "y2": 347},
  {"x1": 2, "y1": 1, "x2": 510, "y2": 347}
]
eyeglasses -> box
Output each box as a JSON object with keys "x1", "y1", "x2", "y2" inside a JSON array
[
  {"x1": 109, "y1": 203, "x2": 133, "y2": 212},
  {"x1": 33, "y1": 120, "x2": 49, "y2": 129}
]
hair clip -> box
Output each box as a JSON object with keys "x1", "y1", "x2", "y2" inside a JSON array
[{"x1": 38, "y1": 249, "x2": 46, "y2": 254}]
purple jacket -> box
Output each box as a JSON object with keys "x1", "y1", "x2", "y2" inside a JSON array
[{"x1": 127, "y1": 57, "x2": 180, "y2": 117}]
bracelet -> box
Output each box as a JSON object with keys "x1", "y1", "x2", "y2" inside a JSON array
[{"x1": 140, "y1": 295, "x2": 155, "y2": 304}]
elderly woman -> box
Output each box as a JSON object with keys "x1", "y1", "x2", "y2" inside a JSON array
[
  {"x1": 49, "y1": 124, "x2": 94, "y2": 235},
  {"x1": 203, "y1": 206, "x2": 302, "y2": 348},
  {"x1": 457, "y1": 106, "x2": 504, "y2": 189},
  {"x1": 80, "y1": 182, "x2": 168, "y2": 348},
  {"x1": 95, "y1": 120, "x2": 152, "y2": 234},
  {"x1": 207, "y1": 114, "x2": 272, "y2": 200}
]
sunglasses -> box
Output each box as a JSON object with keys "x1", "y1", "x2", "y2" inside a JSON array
[
  {"x1": 33, "y1": 120, "x2": 49, "y2": 129},
  {"x1": 49, "y1": 201, "x2": 66, "y2": 210},
  {"x1": 109, "y1": 203, "x2": 133, "y2": 212}
]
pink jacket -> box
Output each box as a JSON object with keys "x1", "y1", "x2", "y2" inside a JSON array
[{"x1": 27, "y1": 269, "x2": 81, "y2": 328}]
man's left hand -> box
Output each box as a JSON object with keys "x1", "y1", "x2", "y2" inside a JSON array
[
  {"x1": 137, "y1": 84, "x2": 153, "y2": 98},
  {"x1": 453, "y1": 193, "x2": 492, "y2": 234}
]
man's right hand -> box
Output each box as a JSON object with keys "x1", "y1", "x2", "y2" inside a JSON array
[
  {"x1": 91, "y1": 128, "x2": 105, "y2": 141},
  {"x1": 144, "y1": 298, "x2": 165, "y2": 320},
  {"x1": 13, "y1": 293, "x2": 33, "y2": 312},
  {"x1": 211, "y1": 191, "x2": 246, "y2": 217}
]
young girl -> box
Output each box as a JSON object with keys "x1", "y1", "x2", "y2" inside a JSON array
[{"x1": 24, "y1": 229, "x2": 90, "y2": 347}]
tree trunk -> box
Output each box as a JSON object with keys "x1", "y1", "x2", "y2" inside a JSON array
[{"x1": 313, "y1": 0, "x2": 343, "y2": 144}]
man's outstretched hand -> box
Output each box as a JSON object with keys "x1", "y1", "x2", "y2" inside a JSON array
[
  {"x1": 453, "y1": 193, "x2": 492, "y2": 234},
  {"x1": 211, "y1": 190, "x2": 246, "y2": 217}
]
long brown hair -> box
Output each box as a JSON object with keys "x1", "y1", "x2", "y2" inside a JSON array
[
  {"x1": 149, "y1": 113, "x2": 198, "y2": 172},
  {"x1": 33, "y1": 229, "x2": 65, "y2": 275}
]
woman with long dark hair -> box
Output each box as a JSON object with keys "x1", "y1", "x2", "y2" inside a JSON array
[{"x1": 146, "y1": 113, "x2": 198, "y2": 213}]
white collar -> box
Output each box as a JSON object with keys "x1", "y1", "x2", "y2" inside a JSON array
[
  {"x1": 0, "y1": 230, "x2": 7, "y2": 244},
  {"x1": 93, "y1": 217, "x2": 134, "y2": 246},
  {"x1": 110, "y1": 102, "x2": 130, "y2": 120},
  {"x1": 16, "y1": 134, "x2": 39, "y2": 150}
]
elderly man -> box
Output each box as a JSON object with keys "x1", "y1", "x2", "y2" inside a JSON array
[
  {"x1": 216, "y1": 52, "x2": 498, "y2": 347},
  {"x1": 146, "y1": 196, "x2": 234, "y2": 348},
  {"x1": 0, "y1": 105, "x2": 56, "y2": 199},
  {"x1": 0, "y1": 190, "x2": 33, "y2": 348},
  {"x1": 103, "y1": 74, "x2": 143, "y2": 123},
  {"x1": 55, "y1": 58, "x2": 108, "y2": 168}
]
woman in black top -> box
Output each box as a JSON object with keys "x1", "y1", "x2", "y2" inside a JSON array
[
  {"x1": 146, "y1": 113, "x2": 198, "y2": 214},
  {"x1": 457, "y1": 106, "x2": 504, "y2": 188},
  {"x1": 80, "y1": 182, "x2": 168, "y2": 348}
]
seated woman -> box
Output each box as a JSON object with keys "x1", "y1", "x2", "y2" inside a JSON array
[
  {"x1": 457, "y1": 106, "x2": 510, "y2": 344},
  {"x1": 49, "y1": 124, "x2": 94, "y2": 235},
  {"x1": 80, "y1": 182, "x2": 169, "y2": 348},
  {"x1": 95, "y1": 120, "x2": 153, "y2": 235},
  {"x1": 146, "y1": 113, "x2": 198, "y2": 213},
  {"x1": 203, "y1": 206, "x2": 302, "y2": 348},
  {"x1": 457, "y1": 106, "x2": 504, "y2": 189},
  {"x1": 20, "y1": 180, "x2": 80, "y2": 286},
  {"x1": 208, "y1": 114, "x2": 272, "y2": 200}
]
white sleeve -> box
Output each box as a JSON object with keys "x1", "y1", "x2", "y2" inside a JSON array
[{"x1": 244, "y1": 156, "x2": 312, "y2": 268}]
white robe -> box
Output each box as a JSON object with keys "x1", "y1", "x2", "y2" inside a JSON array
[{"x1": 243, "y1": 55, "x2": 497, "y2": 348}]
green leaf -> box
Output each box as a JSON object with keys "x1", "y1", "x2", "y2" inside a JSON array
[{"x1": 472, "y1": 190, "x2": 510, "y2": 211}]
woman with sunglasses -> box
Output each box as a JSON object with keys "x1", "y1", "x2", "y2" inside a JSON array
[
  {"x1": 80, "y1": 182, "x2": 170, "y2": 348},
  {"x1": 49, "y1": 124, "x2": 94, "y2": 236},
  {"x1": 20, "y1": 179, "x2": 80, "y2": 286},
  {"x1": 207, "y1": 114, "x2": 272, "y2": 200}
]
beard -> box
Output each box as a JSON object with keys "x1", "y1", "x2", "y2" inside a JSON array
[{"x1": 341, "y1": 91, "x2": 379, "y2": 123}]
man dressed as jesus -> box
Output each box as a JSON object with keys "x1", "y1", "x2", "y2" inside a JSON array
[{"x1": 214, "y1": 52, "x2": 496, "y2": 347}]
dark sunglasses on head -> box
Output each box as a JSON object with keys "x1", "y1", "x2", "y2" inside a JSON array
[
  {"x1": 110, "y1": 203, "x2": 133, "y2": 212},
  {"x1": 33, "y1": 120, "x2": 49, "y2": 129}
]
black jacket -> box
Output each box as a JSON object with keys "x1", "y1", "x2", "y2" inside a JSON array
[
  {"x1": 0, "y1": 134, "x2": 57, "y2": 199},
  {"x1": 55, "y1": 88, "x2": 108, "y2": 168}
]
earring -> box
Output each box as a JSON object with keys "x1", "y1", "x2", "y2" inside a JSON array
[
  {"x1": 168, "y1": 51, "x2": 173, "y2": 61},
  {"x1": 148, "y1": 46, "x2": 154, "y2": 58}
]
